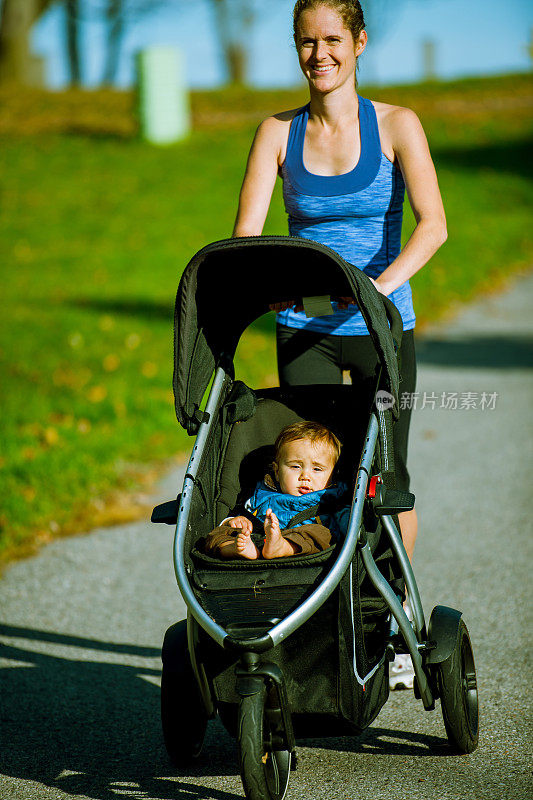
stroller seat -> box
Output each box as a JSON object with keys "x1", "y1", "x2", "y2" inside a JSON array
[
  {"x1": 189, "y1": 383, "x2": 384, "y2": 635},
  {"x1": 187, "y1": 381, "x2": 393, "y2": 725},
  {"x1": 216, "y1": 383, "x2": 374, "y2": 527}
]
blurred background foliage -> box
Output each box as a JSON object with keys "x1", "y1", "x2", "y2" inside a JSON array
[
  {"x1": 0, "y1": 0, "x2": 407, "y2": 89},
  {"x1": 0, "y1": 0, "x2": 532, "y2": 563}
]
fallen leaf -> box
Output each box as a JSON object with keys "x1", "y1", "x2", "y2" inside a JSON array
[{"x1": 88, "y1": 385, "x2": 107, "y2": 402}]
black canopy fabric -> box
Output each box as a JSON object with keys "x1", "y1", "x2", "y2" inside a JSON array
[{"x1": 173, "y1": 236, "x2": 403, "y2": 432}]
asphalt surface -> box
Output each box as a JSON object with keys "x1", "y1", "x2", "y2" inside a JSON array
[{"x1": 1, "y1": 274, "x2": 532, "y2": 800}]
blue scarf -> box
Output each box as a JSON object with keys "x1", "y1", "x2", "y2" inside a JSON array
[{"x1": 245, "y1": 479, "x2": 348, "y2": 536}]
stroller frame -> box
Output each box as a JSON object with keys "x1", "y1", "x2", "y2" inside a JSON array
[
  {"x1": 174, "y1": 365, "x2": 434, "y2": 709},
  {"x1": 154, "y1": 236, "x2": 479, "y2": 798}
]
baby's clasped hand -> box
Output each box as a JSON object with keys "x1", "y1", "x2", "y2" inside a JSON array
[{"x1": 224, "y1": 515, "x2": 253, "y2": 535}]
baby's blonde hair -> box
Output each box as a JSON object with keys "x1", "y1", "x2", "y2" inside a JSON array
[{"x1": 274, "y1": 420, "x2": 342, "y2": 464}]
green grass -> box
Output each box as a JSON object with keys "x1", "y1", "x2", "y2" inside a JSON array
[{"x1": 1, "y1": 74, "x2": 532, "y2": 560}]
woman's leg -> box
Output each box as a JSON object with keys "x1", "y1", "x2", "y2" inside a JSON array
[
  {"x1": 276, "y1": 324, "x2": 342, "y2": 385},
  {"x1": 341, "y1": 330, "x2": 418, "y2": 689},
  {"x1": 398, "y1": 508, "x2": 417, "y2": 562},
  {"x1": 392, "y1": 331, "x2": 417, "y2": 561},
  {"x1": 342, "y1": 330, "x2": 417, "y2": 556}
]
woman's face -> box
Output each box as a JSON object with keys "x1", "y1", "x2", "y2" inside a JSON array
[{"x1": 295, "y1": 5, "x2": 366, "y2": 95}]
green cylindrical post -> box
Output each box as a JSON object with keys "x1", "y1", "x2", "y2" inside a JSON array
[{"x1": 137, "y1": 46, "x2": 190, "y2": 145}]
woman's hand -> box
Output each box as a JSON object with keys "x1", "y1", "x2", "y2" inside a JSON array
[
  {"x1": 269, "y1": 300, "x2": 296, "y2": 312},
  {"x1": 368, "y1": 277, "x2": 386, "y2": 294},
  {"x1": 274, "y1": 286, "x2": 384, "y2": 314},
  {"x1": 269, "y1": 300, "x2": 304, "y2": 312},
  {"x1": 337, "y1": 280, "x2": 384, "y2": 308},
  {"x1": 224, "y1": 516, "x2": 253, "y2": 535},
  {"x1": 336, "y1": 296, "x2": 355, "y2": 309}
]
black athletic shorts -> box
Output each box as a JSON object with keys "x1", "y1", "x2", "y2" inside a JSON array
[{"x1": 276, "y1": 325, "x2": 416, "y2": 493}]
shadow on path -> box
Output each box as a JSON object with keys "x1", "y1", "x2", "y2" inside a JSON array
[
  {"x1": 300, "y1": 726, "x2": 449, "y2": 757},
  {"x1": 0, "y1": 624, "x2": 239, "y2": 800},
  {"x1": 0, "y1": 624, "x2": 453, "y2": 799},
  {"x1": 433, "y1": 136, "x2": 533, "y2": 180},
  {"x1": 65, "y1": 302, "x2": 533, "y2": 374},
  {"x1": 415, "y1": 334, "x2": 533, "y2": 370},
  {"x1": 67, "y1": 297, "x2": 279, "y2": 338},
  {"x1": 68, "y1": 297, "x2": 173, "y2": 322}
]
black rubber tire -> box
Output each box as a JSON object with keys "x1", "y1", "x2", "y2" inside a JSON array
[
  {"x1": 437, "y1": 619, "x2": 479, "y2": 753},
  {"x1": 160, "y1": 624, "x2": 208, "y2": 767},
  {"x1": 238, "y1": 685, "x2": 291, "y2": 800}
]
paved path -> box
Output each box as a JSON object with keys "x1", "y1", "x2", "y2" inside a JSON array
[{"x1": 1, "y1": 275, "x2": 532, "y2": 800}]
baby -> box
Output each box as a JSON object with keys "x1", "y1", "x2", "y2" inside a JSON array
[{"x1": 204, "y1": 420, "x2": 349, "y2": 560}]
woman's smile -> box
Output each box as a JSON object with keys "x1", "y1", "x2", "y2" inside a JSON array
[{"x1": 296, "y1": 5, "x2": 362, "y2": 94}]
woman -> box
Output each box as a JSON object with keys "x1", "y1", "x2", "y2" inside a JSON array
[{"x1": 232, "y1": 0, "x2": 447, "y2": 687}]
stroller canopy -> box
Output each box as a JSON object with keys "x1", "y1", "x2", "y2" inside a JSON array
[{"x1": 173, "y1": 236, "x2": 402, "y2": 432}]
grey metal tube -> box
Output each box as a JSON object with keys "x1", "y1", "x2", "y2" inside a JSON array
[
  {"x1": 264, "y1": 414, "x2": 380, "y2": 648},
  {"x1": 380, "y1": 514, "x2": 426, "y2": 639},
  {"x1": 173, "y1": 367, "x2": 229, "y2": 647},
  {"x1": 359, "y1": 542, "x2": 434, "y2": 709}
]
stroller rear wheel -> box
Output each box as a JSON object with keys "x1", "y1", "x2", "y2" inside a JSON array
[
  {"x1": 160, "y1": 621, "x2": 208, "y2": 766},
  {"x1": 437, "y1": 619, "x2": 479, "y2": 753},
  {"x1": 238, "y1": 684, "x2": 291, "y2": 800}
]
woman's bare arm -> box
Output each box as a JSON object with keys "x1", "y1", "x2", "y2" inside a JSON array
[
  {"x1": 375, "y1": 107, "x2": 447, "y2": 296},
  {"x1": 232, "y1": 116, "x2": 286, "y2": 237}
]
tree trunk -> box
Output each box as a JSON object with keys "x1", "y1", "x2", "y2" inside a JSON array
[
  {"x1": 0, "y1": 0, "x2": 51, "y2": 84},
  {"x1": 211, "y1": 0, "x2": 252, "y2": 86},
  {"x1": 102, "y1": 0, "x2": 123, "y2": 86},
  {"x1": 66, "y1": 0, "x2": 81, "y2": 85}
]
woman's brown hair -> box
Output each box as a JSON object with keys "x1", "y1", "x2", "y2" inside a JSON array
[{"x1": 293, "y1": 0, "x2": 366, "y2": 46}]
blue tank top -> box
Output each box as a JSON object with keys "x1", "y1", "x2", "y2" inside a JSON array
[{"x1": 278, "y1": 97, "x2": 416, "y2": 335}]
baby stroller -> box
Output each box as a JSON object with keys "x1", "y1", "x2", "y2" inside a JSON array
[{"x1": 152, "y1": 236, "x2": 479, "y2": 799}]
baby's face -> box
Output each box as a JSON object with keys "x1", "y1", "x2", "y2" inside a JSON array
[{"x1": 273, "y1": 438, "x2": 336, "y2": 497}]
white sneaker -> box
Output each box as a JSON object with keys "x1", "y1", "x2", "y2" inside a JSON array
[{"x1": 389, "y1": 653, "x2": 415, "y2": 690}]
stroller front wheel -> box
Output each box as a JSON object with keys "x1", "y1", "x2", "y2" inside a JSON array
[
  {"x1": 437, "y1": 619, "x2": 479, "y2": 753},
  {"x1": 238, "y1": 684, "x2": 292, "y2": 800}
]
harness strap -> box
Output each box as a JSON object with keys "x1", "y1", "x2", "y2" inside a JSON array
[{"x1": 285, "y1": 504, "x2": 321, "y2": 529}]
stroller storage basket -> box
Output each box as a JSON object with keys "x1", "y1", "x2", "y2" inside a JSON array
[
  {"x1": 196, "y1": 549, "x2": 391, "y2": 729},
  {"x1": 190, "y1": 549, "x2": 337, "y2": 630}
]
